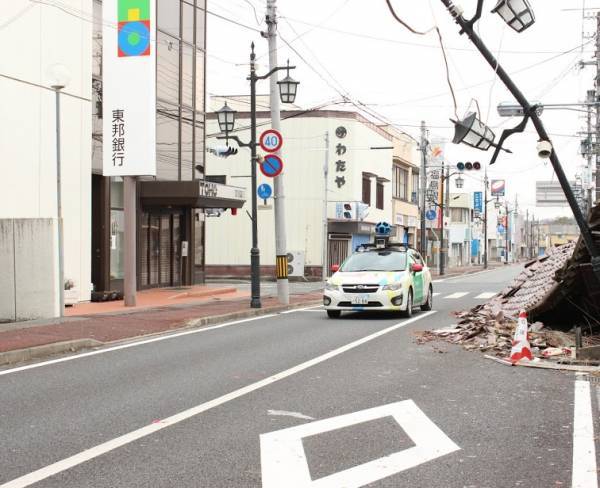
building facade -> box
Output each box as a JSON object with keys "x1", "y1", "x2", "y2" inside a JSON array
[
  {"x1": 0, "y1": 0, "x2": 93, "y2": 303},
  {"x1": 204, "y1": 107, "x2": 398, "y2": 278}
]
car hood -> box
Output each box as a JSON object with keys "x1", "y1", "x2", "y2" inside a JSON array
[{"x1": 330, "y1": 271, "x2": 407, "y2": 286}]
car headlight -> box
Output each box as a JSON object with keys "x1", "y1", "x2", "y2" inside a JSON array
[
  {"x1": 325, "y1": 282, "x2": 339, "y2": 291},
  {"x1": 382, "y1": 282, "x2": 403, "y2": 291}
]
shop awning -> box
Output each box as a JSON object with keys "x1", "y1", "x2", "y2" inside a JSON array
[{"x1": 140, "y1": 180, "x2": 246, "y2": 209}]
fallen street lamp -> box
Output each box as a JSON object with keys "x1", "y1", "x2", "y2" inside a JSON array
[
  {"x1": 216, "y1": 43, "x2": 298, "y2": 309},
  {"x1": 491, "y1": 0, "x2": 535, "y2": 33},
  {"x1": 451, "y1": 112, "x2": 496, "y2": 151},
  {"x1": 439, "y1": 0, "x2": 600, "y2": 280}
]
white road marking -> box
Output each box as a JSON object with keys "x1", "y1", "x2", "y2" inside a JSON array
[
  {"x1": 267, "y1": 410, "x2": 315, "y2": 420},
  {"x1": 0, "y1": 314, "x2": 276, "y2": 378},
  {"x1": 475, "y1": 292, "x2": 496, "y2": 299},
  {"x1": 432, "y1": 293, "x2": 441, "y2": 297},
  {"x1": 572, "y1": 374, "x2": 598, "y2": 488},
  {"x1": 443, "y1": 292, "x2": 469, "y2": 299},
  {"x1": 0, "y1": 312, "x2": 436, "y2": 488},
  {"x1": 260, "y1": 400, "x2": 460, "y2": 488},
  {"x1": 432, "y1": 279, "x2": 445, "y2": 284},
  {"x1": 281, "y1": 306, "x2": 322, "y2": 314}
]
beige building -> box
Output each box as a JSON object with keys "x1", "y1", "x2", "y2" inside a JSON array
[{"x1": 384, "y1": 126, "x2": 420, "y2": 247}]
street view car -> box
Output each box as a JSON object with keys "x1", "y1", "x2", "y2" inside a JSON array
[{"x1": 323, "y1": 240, "x2": 433, "y2": 319}]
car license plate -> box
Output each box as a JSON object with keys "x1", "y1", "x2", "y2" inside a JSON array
[{"x1": 351, "y1": 295, "x2": 369, "y2": 305}]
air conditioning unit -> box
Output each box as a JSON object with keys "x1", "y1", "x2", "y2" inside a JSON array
[{"x1": 287, "y1": 251, "x2": 305, "y2": 277}]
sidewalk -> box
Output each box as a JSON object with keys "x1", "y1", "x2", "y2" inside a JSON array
[
  {"x1": 0, "y1": 263, "x2": 513, "y2": 366},
  {"x1": 0, "y1": 290, "x2": 323, "y2": 365},
  {"x1": 430, "y1": 262, "x2": 507, "y2": 278}
]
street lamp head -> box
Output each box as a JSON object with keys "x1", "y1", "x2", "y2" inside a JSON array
[
  {"x1": 494, "y1": 198, "x2": 501, "y2": 209},
  {"x1": 47, "y1": 63, "x2": 71, "y2": 90},
  {"x1": 277, "y1": 60, "x2": 299, "y2": 104},
  {"x1": 455, "y1": 176, "x2": 465, "y2": 189},
  {"x1": 451, "y1": 112, "x2": 496, "y2": 151},
  {"x1": 216, "y1": 102, "x2": 236, "y2": 134},
  {"x1": 491, "y1": 0, "x2": 535, "y2": 33}
]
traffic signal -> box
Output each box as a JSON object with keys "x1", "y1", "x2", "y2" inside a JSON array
[
  {"x1": 343, "y1": 203, "x2": 353, "y2": 219},
  {"x1": 457, "y1": 161, "x2": 481, "y2": 171}
]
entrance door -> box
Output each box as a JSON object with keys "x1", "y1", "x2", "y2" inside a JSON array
[
  {"x1": 140, "y1": 211, "x2": 183, "y2": 288},
  {"x1": 328, "y1": 236, "x2": 351, "y2": 276}
]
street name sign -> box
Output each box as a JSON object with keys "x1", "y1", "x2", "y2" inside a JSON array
[{"x1": 259, "y1": 129, "x2": 283, "y2": 153}]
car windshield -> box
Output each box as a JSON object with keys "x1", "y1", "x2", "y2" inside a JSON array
[{"x1": 340, "y1": 251, "x2": 407, "y2": 272}]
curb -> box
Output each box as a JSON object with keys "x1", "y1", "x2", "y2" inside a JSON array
[
  {"x1": 0, "y1": 339, "x2": 103, "y2": 366},
  {"x1": 0, "y1": 299, "x2": 322, "y2": 367}
]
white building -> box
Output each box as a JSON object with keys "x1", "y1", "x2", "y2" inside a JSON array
[
  {"x1": 205, "y1": 104, "x2": 410, "y2": 278},
  {"x1": 0, "y1": 0, "x2": 93, "y2": 307}
]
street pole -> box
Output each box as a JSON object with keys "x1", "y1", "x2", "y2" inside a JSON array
[
  {"x1": 505, "y1": 204, "x2": 510, "y2": 265},
  {"x1": 123, "y1": 176, "x2": 137, "y2": 306},
  {"x1": 322, "y1": 132, "x2": 330, "y2": 281},
  {"x1": 419, "y1": 121, "x2": 428, "y2": 258},
  {"x1": 250, "y1": 44, "x2": 261, "y2": 309},
  {"x1": 53, "y1": 88, "x2": 65, "y2": 316},
  {"x1": 483, "y1": 173, "x2": 488, "y2": 269},
  {"x1": 441, "y1": 0, "x2": 600, "y2": 278},
  {"x1": 439, "y1": 161, "x2": 445, "y2": 275},
  {"x1": 266, "y1": 0, "x2": 289, "y2": 304},
  {"x1": 596, "y1": 12, "x2": 600, "y2": 205}
]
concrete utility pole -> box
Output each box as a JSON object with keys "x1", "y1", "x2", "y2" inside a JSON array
[
  {"x1": 439, "y1": 161, "x2": 445, "y2": 275},
  {"x1": 266, "y1": 0, "x2": 289, "y2": 305},
  {"x1": 52, "y1": 87, "x2": 65, "y2": 316},
  {"x1": 322, "y1": 132, "x2": 330, "y2": 281},
  {"x1": 592, "y1": 12, "x2": 600, "y2": 204},
  {"x1": 419, "y1": 121, "x2": 428, "y2": 258},
  {"x1": 483, "y1": 173, "x2": 489, "y2": 269}
]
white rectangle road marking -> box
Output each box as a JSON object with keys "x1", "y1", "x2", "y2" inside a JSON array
[
  {"x1": 572, "y1": 375, "x2": 598, "y2": 488},
  {"x1": 0, "y1": 311, "x2": 436, "y2": 488},
  {"x1": 432, "y1": 293, "x2": 441, "y2": 297},
  {"x1": 443, "y1": 292, "x2": 469, "y2": 299},
  {"x1": 475, "y1": 292, "x2": 496, "y2": 299}
]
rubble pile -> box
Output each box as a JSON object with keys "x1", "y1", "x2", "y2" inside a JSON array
[{"x1": 416, "y1": 242, "x2": 578, "y2": 357}]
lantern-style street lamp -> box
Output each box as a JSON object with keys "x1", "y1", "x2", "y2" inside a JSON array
[
  {"x1": 491, "y1": 0, "x2": 535, "y2": 33},
  {"x1": 455, "y1": 175, "x2": 464, "y2": 189},
  {"x1": 216, "y1": 103, "x2": 236, "y2": 135},
  {"x1": 451, "y1": 112, "x2": 496, "y2": 151},
  {"x1": 277, "y1": 61, "x2": 300, "y2": 104},
  {"x1": 215, "y1": 44, "x2": 299, "y2": 309}
]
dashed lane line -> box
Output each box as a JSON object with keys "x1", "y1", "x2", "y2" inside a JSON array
[
  {"x1": 475, "y1": 292, "x2": 496, "y2": 299},
  {"x1": 443, "y1": 292, "x2": 469, "y2": 299},
  {"x1": 572, "y1": 374, "x2": 598, "y2": 488}
]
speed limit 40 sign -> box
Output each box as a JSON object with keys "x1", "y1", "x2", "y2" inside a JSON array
[{"x1": 259, "y1": 129, "x2": 283, "y2": 153}]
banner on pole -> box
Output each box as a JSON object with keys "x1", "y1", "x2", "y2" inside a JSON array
[{"x1": 103, "y1": 0, "x2": 156, "y2": 176}]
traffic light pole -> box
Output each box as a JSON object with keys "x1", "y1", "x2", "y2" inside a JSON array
[{"x1": 441, "y1": 0, "x2": 600, "y2": 279}]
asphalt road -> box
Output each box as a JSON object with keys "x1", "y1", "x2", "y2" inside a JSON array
[{"x1": 1, "y1": 266, "x2": 598, "y2": 488}]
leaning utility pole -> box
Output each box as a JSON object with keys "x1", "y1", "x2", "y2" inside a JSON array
[
  {"x1": 419, "y1": 121, "x2": 428, "y2": 258},
  {"x1": 265, "y1": 0, "x2": 289, "y2": 305}
]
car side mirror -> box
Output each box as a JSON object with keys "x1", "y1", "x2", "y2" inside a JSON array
[
  {"x1": 330, "y1": 264, "x2": 340, "y2": 273},
  {"x1": 411, "y1": 263, "x2": 423, "y2": 273}
]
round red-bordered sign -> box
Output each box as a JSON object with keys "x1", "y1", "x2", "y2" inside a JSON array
[
  {"x1": 260, "y1": 154, "x2": 284, "y2": 178},
  {"x1": 259, "y1": 129, "x2": 283, "y2": 153}
]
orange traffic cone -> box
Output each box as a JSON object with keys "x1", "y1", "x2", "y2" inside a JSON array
[{"x1": 510, "y1": 310, "x2": 533, "y2": 365}]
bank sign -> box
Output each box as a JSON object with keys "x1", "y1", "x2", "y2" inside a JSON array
[{"x1": 103, "y1": 0, "x2": 156, "y2": 176}]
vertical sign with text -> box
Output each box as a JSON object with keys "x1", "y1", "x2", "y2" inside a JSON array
[{"x1": 103, "y1": 0, "x2": 156, "y2": 176}]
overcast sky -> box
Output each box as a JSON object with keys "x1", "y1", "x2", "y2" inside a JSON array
[{"x1": 206, "y1": 0, "x2": 597, "y2": 219}]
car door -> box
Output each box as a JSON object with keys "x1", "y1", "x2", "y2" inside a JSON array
[{"x1": 409, "y1": 251, "x2": 425, "y2": 304}]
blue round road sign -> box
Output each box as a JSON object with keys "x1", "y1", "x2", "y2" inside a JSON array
[
  {"x1": 257, "y1": 184, "x2": 272, "y2": 199},
  {"x1": 426, "y1": 209, "x2": 437, "y2": 221},
  {"x1": 260, "y1": 154, "x2": 284, "y2": 178}
]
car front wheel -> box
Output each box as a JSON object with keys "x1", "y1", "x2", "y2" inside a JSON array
[
  {"x1": 421, "y1": 286, "x2": 433, "y2": 311},
  {"x1": 327, "y1": 310, "x2": 341, "y2": 319},
  {"x1": 402, "y1": 290, "x2": 413, "y2": 318}
]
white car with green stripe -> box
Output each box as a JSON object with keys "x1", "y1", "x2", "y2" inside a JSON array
[{"x1": 323, "y1": 245, "x2": 433, "y2": 318}]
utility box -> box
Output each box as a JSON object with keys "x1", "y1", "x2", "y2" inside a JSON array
[{"x1": 287, "y1": 251, "x2": 305, "y2": 277}]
